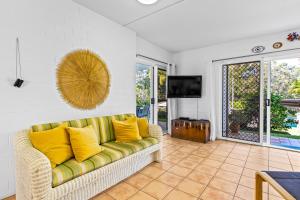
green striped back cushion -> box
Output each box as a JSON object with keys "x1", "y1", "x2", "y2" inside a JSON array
[
  {"x1": 98, "y1": 113, "x2": 135, "y2": 144},
  {"x1": 31, "y1": 121, "x2": 70, "y2": 132},
  {"x1": 31, "y1": 114, "x2": 135, "y2": 145},
  {"x1": 68, "y1": 118, "x2": 100, "y2": 144},
  {"x1": 31, "y1": 117, "x2": 101, "y2": 144}
]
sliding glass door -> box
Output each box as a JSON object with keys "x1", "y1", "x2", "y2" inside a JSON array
[
  {"x1": 264, "y1": 58, "x2": 300, "y2": 150},
  {"x1": 157, "y1": 68, "x2": 168, "y2": 132},
  {"x1": 222, "y1": 61, "x2": 263, "y2": 143},
  {"x1": 221, "y1": 56, "x2": 300, "y2": 149},
  {"x1": 136, "y1": 63, "x2": 154, "y2": 123},
  {"x1": 136, "y1": 60, "x2": 168, "y2": 133}
]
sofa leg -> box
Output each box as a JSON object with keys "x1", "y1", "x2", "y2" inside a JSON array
[{"x1": 154, "y1": 150, "x2": 162, "y2": 162}]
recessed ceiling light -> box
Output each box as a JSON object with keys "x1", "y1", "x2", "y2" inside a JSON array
[{"x1": 137, "y1": 0, "x2": 158, "y2": 5}]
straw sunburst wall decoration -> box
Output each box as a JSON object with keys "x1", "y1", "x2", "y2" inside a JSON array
[{"x1": 57, "y1": 49, "x2": 110, "y2": 110}]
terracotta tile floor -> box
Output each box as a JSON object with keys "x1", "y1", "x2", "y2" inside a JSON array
[{"x1": 7, "y1": 135, "x2": 300, "y2": 200}]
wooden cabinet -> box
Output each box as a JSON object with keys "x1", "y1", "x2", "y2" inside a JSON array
[{"x1": 171, "y1": 119, "x2": 210, "y2": 143}]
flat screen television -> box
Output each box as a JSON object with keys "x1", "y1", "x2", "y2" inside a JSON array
[{"x1": 167, "y1": 76, "x2": 202, "y2": 98}]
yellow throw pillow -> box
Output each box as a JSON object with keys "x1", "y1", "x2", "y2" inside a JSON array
[
  {"x1": 127, "y1": 117, "x2": 150, "y2": 138},
  {"x1": 29, "y1": 123, "x2": 73, "y2": 168},
  {"x1": 112, "y1": 117, "x2": 142, "y2": 142},
  {"x1": 66, "y1": 125, "x2": 102, "y2": 162}
]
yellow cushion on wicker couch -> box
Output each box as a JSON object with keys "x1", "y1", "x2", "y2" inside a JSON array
[
  {"x1": 137, "y1": 117, "x2": 150, "y2": 138},
  {"x1": 29, "y1": 123, "x2": 73, "y2": 168},
  {"x1": 112, "y1": 117, "x2": 142, "y2": 142},
  {"x1": 67, "y1": 125, "x2": 102, "y2": 162},
  {"x1": 126, "y1": 116, "x2": 150, "y2": 138}
]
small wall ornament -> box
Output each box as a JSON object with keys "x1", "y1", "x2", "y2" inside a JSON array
[
  {"x1": 251, "y1": 46, "x2": 265, "y2": 54},
  {"x1": 57, "y1": 49, "x2": 110, "y2": 110},
  {"x1": 287, "y1": 32, "x2": 300, "y2": 41},
  {"x1": 273, "y1": 42, "x2": 283, "y2": 49}
]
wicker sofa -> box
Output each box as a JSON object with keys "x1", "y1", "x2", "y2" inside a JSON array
[{"x1": 14, "y1": 113, "x2": 162, "y2": 200}]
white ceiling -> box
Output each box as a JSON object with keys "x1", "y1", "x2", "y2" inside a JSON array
[{"x1": 74, "y1": 0, "x2": 300, "y2": 52}]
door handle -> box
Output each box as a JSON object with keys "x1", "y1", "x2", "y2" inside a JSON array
[
  {"x1": 266, "y1": 99, "x2": 270, "y2": 106},
  {"x1": 151, "y1": 98, "x2": 155, "y2": 104}
]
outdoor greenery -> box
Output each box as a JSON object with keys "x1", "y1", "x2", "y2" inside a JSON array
[
  {"x1": 270, "y1": 93, "x2": 296, "y2": 131},
  {"x1": 158, "y1": 106, "x2": 167, "y2": 122},
  {"x1": 136, "y1": 66, "x2": 151, "y2": 107},
  {"x1": 136, "y1": 67, "x2": 167, "y2": 107},
  {"x1": 289, "y1": 79, "x2": 300, "y2": 95},
  {"x1": 158, "y1": 69, "x2": 167, "y2": 102},
  {"x1": 271, "y1": 61, "x2": 300, "y2": 98},
  {"x1": 228, "y1": 62, "x2": 261, "y2": 132},
  {"x1": 270, "y1": 60, "x2": 299, "y2": 135}
]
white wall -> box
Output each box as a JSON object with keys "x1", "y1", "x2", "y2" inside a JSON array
[
  {"x1": 173, "y1": 29, "x2": 300, "y2": 138},
  {"x1": 136, "y1": 36, "x2": 173, "y2": 63},
  {"x1": 0, "y1": 0, "x2": 137, "y2": 198}
]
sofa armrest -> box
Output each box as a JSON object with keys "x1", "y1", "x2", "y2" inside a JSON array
[
  {"x1": 149, "y1": 124, "x2": 163, "y2": 143},
  {"x1": 14, "y1": 130, "x2": 52, "y2": 200}
]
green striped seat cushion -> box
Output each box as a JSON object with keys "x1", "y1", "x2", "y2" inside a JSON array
[
  {"x1": 52, "y1": 146, "x2": 123, "y2": 187},
  {"x1": 98, "y1": 113, "x2": 135, "y2": 144},
  {"x1": 102, "y1": 137, "x2": 159, "y2": 157},
  {"x1": 51, "y1": 137, "x2": 158, "y2": 187}
]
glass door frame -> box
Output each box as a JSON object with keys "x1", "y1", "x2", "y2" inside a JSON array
[
  {"x1": 136, "y1": 60, "x2": 155, "y2": 124},
  {"x1": 136, "y1": 57, "x2": 168, "y2": 129},
  {"x1": 263, "y1": 53, "x2": 300, "y2": 148},
  {"x1": 264, "y1": 58, "x2": 271, "y2": 145},
  {"x1": 157, "y1": 67, "x2": 168, "y2": 133}
]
